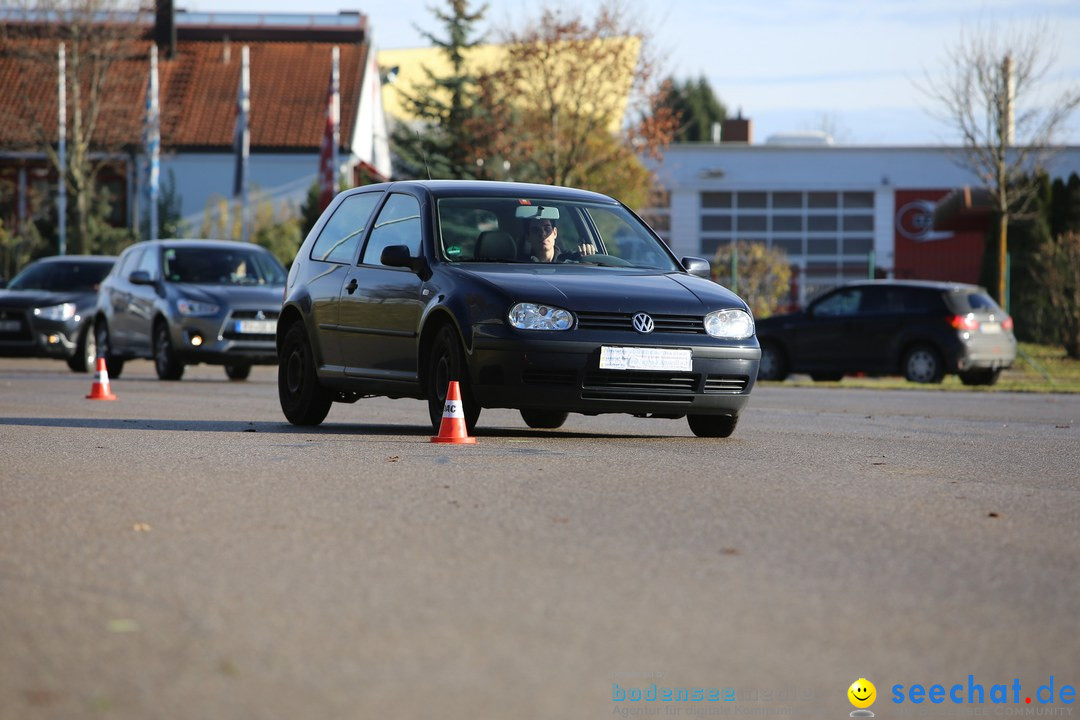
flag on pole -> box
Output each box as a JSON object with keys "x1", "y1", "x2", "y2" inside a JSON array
[
  {"x1": 144, "y1": 44, "x2": 161, "y2": 241},
  {"x1": 318, "y1": 46, "x2": 340, "y2": 212},
  {"x1": 232, "y1": 46, "x2": 250, "y2": 242}
]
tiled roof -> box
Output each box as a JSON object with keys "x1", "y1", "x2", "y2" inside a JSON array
[{"x1": 0, "y1": 35, "x2": 367, "y2": 152}]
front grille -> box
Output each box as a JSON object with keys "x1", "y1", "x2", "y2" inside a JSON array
[
  {"x1": 704, "y1": 375, "x2": 750, "y2": 393},
  {"x1": 582, "y1": 370, "x2": 699, "y2": 402},
  {"x1": 222, "y1": 309, "x2": 280, "y2": 341},
  {"x1": 575, "y1": 312, "x2": 704, "y2": 334},
  {"x1": 0, "y1": 309, "x2": 32, "y2": 341},
  {"x1": 230, "y1": 309, "x2": 280, "y2": 320},
  {"x1": 522, "y1": 368, "x2": 576, "y2": 386}
]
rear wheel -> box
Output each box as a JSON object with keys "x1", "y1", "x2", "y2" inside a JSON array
[
  {"x1": 154, "y1": 322, "x2": 185, "y2": 380},
  {"x1": 94, "y1": 321, "x2": 124, "y2": 379},
  {"x1": 688, "y1": 414, "x2": 739, "y2": 438},
  {"x1": 67, "y1": 323, "x2": 96, "y2": 373},
  {"x1": 903, "y1": 345, "x2": 944, "y2": 383},
  {"x1": 520, "y1": 409, "x2": 569, "y2": 429},
  {"x1": 959, "y1": 368, "x2": 1001, "y2": 386},
  {"x1": 225, "y1": 363, "x2": 252, "y2": 381},
  {"x1": 278, "y1": 322, "x2": 333, "y2": 425},
  {"x1": 427, "y1": 324, "x2": 480, "y2": 433},
  {"x1": 757, "y1": 341, "x2": 789, "y2": 381}
]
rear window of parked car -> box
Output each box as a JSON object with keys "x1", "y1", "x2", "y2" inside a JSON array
[
  {"x1": 947, "y1": 291, "x2": 1003, "y2": 314},
  {"x1": 310, "y1": 192, "x2": 384, "y2": 264}
]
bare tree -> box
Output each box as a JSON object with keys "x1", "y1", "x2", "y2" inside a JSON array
[
  {"x1": 1, "y1": 0, "x2": 148, "y2": 255},
  {"x1": 1035, "y1": 230, "x2": 1080, "y2": 358},
  {"x1": 922, "y1": 21, "x2": 1080, "y2": 305}
]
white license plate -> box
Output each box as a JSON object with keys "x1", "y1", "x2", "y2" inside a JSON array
[
  {"x1": 0, "y1": 320, "x2": 20, "y2": 332},
  {"x1": 234, "y1": 319, "x2": 276, "y2": 334},
  {"x1": 599, "y1": 346, "x2": 692, "y2": 372},
  {"x1": 981, "y1": 322, "x2": 1001, "y2": 334}
]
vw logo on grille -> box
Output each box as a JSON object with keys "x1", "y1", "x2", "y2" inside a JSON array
[{"x1": 632, "y1": 312, "x2": 655, "y2": 334}]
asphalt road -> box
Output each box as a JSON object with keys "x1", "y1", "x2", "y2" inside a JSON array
[{"x1": 1, "y1": 357, "x2": 1078, "y2": 719}]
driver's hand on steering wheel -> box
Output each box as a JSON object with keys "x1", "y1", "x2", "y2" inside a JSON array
[{"x1": 575, "y1": 243, "x2": 597, "y2": 255}]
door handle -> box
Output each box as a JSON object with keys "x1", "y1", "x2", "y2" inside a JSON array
[{"x1": 345, "y1": 278, "x2": 358, "y2": 295}]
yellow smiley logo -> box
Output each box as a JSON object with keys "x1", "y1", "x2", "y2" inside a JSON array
[{"x1": 848, "y1": 678, "x2": 877, "y2": 709}]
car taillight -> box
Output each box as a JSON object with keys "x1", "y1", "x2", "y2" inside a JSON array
[
  {"x1": 1002, "y1": 316, "x2": 1014, "y2": 332},
  {"x1": 950, "y1": 314, "x2": 980, "y2": 331}
]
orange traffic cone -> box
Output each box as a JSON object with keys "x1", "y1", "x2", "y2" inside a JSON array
[
  {"x1": 430, "y1": 380, "x2": 476, "y2": 444},
  {"x1": 85, "y1": 357, "x2": 117, "y2": 400}
]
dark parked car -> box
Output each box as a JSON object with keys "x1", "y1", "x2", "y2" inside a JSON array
[
  {"x1": 94, "y1": 239, "x2": 287, "y2": 380},
  {"x1": 278, "y1": 180, "x2": 759, "y2": 438},
  {"x1": 755, "y1": 280, "x2": 1016, "y2": 385},
  {"x1": 0, "y1": 255, "x2": 115, "y2": 372}
]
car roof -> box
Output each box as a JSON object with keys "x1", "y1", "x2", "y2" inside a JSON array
[
  {"x1": 837, "y1": 279, "x2": 987, "y2": 293},
  {"x1": 32, "y1": 254, "x2": 115, "y2": 263},
  {"x1": 127, "y1": 239, "x2": 271, "y2": 251},
  {"x1": 352, "y1": 179, "x2": 620, "y2": 204}
]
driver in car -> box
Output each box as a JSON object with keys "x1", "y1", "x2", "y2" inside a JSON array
[{"x1": 523, "y1": 217, "x2": 596, "y2": 262}]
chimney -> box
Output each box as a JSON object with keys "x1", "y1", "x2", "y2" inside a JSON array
[
  {"x1": 723, "y1": 108, "x2": 752, "y2": 144},
  {"x1": 155, "y1": 0, "x2": 176, "y2": 59}
]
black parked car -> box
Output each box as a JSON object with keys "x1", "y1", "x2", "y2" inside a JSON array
[
  {"x1": 94, "y1": 240, "x2": 287, "y2": 380},
  {"x1": 0, "y1": 255, "x2": 115, "y2": 372},
  {"x1": 278, "y1": 180, "x2": 760, "y2": 437},
  {"x1": 756, "y1": 280, "x2": 1016, "y2": 385}
]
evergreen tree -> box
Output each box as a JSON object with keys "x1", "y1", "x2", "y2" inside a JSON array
[
  {"x1": 390, "y1": 0, "x2": 488, "y2": 180},
  {"x1": 659, "y1": 75, "x2": 727, "y2": 143}
]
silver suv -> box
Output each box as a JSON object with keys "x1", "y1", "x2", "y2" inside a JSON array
[{"x1": 94, "y1": 240, "x2": 286, "y2": 380}]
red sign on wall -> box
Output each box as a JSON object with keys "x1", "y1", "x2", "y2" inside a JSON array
[{"x1": 893, "y1": 189, "x2": 986, "y2": 284}]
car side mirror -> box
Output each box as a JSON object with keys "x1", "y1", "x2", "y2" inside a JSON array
[
  {"x1": 681, "y1": 256, "x2": 711, "y2": 279},
  {"x1": 129, "y1": 270, "x2": 155, "y2": 285},
  {"x1": 381, "y1": 244, "x2": 432, "y2": 281}
]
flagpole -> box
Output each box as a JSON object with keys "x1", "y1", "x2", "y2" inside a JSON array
[
  {"x1": 58, "y1": 43, "x2": 67, "y2": 256},
  {"x1": 147, "y1": 44, "x2": 160, "y2": 241},
  {"x1": 239, "y1": 45, "x2": 250, "y2": 243}
]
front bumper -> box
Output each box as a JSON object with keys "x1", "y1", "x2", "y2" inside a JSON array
[
  {"x1": 0, "y1": 311, "x2": 80, "y2": 359},
  {"x1": 169, "y1": 312, "x2": 279, "y2": 366},
  {"x1": 469, "y1": 327, "x2": 760, "y2": 417}
]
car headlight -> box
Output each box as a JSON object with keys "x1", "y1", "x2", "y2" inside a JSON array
[
  {"x1": 704, "y1": 308, "x2": 754, "y2": 339},
  {"x1": 33, "y1": 303, "x2": 76, "y2": 321},
  {"x1": 177, "y1": 298, "x2": 220, "y2": 316},
  {"x1": 508, "y1": 302, "x2": 574, "y2": 331}
]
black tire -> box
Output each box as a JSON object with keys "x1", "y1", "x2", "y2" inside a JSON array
[
  {"x1": 225, "y1": 363, "x2": 252, "y2": 381},
  {"x1": 520, "y1": 408, "x2": 569, "y2": 429},
  {"x1": 959, "y1": 368, "x2": 1001, "y2": 386},
  {"x1": 154, "y1": 321, "x2": 185, "y2": 380},
  {"x1": 810, "y1": 372, "x2": 843, "y2": 382},
  {"x1": 688, "y1": 414, "x2": 739, "y2": 438},
  {"x1": 427, "y1": 324, "x2": 480, "y2": 433},
  {"x1": 757, "y1": 341, "x2": 789, "y2": 381},
  {"x1": 66, "y1": 323, "x2": 96, "y2": 373},
  {"x1": 94, "y1": 321, "x2": 124, "y2": 379},
  {"x1": 902, "y1": 344, "x2": 944, "y2": 383},
  {"x1": 278, "y1": 322, "x2": 333, "y2": 425}
]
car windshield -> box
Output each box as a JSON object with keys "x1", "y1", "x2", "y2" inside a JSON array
[
  {"x1": 162, "y1": 247, "x2": 286, "y2": 285},
  {"x1": 436, "y1": 196, "x2": 680, "y2": 271},
  {"x1": 8, "y1": 260, "x2": 113, "y2": 291}
]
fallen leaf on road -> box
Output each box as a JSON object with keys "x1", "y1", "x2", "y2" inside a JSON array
[{"x1": 132, "y1": 523, "x2": 151, "y2": 532}]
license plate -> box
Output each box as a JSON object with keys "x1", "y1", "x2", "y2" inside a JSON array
[
  {"x1": 234, "y1": 319, "x2": 276, "y2": 334},
  {"x1": 599, "y1": 346, "x2": 692, "y2": 372},
  {"x1": 981, "y1": 322, "x2": 1001, "y2": 334},
  {"x1": 0, "y1": 320, "x2": 20, "y2": 332}
]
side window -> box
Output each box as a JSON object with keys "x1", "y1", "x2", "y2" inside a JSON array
[
  {"x1": 310, "y1": 192, "x2": 383, "y2": 264},
  {"x1": 361, "y1": 193, "x2": 422, "y2": 266},
  {"x1": 136, "y1": 246, "x2": 159, "y2": 277},
  {"x1": 812, "y1": 288, "x2": 861, "y2": 317}
]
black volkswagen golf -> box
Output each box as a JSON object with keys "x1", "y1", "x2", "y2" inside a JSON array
[{"x1": 278, "y1": 181, "x2": 759, "y2": 437}]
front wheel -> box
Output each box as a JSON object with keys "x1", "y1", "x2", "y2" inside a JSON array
[
  {"x1": 757, "y1": 342, "x2": 789, "y2": 381},
  {"x1": 154, "y1": 322, "x2": 185, "y2": 380},
  {"x1": 902, "y1": 345, "x2": 943, "y2": 383},
  {"x1": 225, "y1": 363, "x2": 252, "y2": 381},
  {"x1": 520, "y1": 409, "x2": 569, "y2": 429},
  {"x1": 278, "y1": 322, "x2": 333, "y2": 425},
  {"x1": 427, "y1": 324, "x2": 480, "y2": 433},
  {"x1": 67, "y1": 323, "x2": 97, "y2": 373},
  {"x1": 688, "y1": 414, "x2": 739, "y2": 438}
]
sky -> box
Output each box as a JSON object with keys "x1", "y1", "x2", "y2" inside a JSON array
[{"x1": 182, "y1": 0, "x2": 1080, "y2": 145}]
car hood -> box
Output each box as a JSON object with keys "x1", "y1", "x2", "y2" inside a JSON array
[
  {"x1": 453, "y1": 266, "x2": 746, "y2": 314},
  {"x1": 171, "y1": 283, "x2": 284, "y2": 308},
  {"x1": 0, "y1": 289, "x2": 96, "y2": 311}
]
